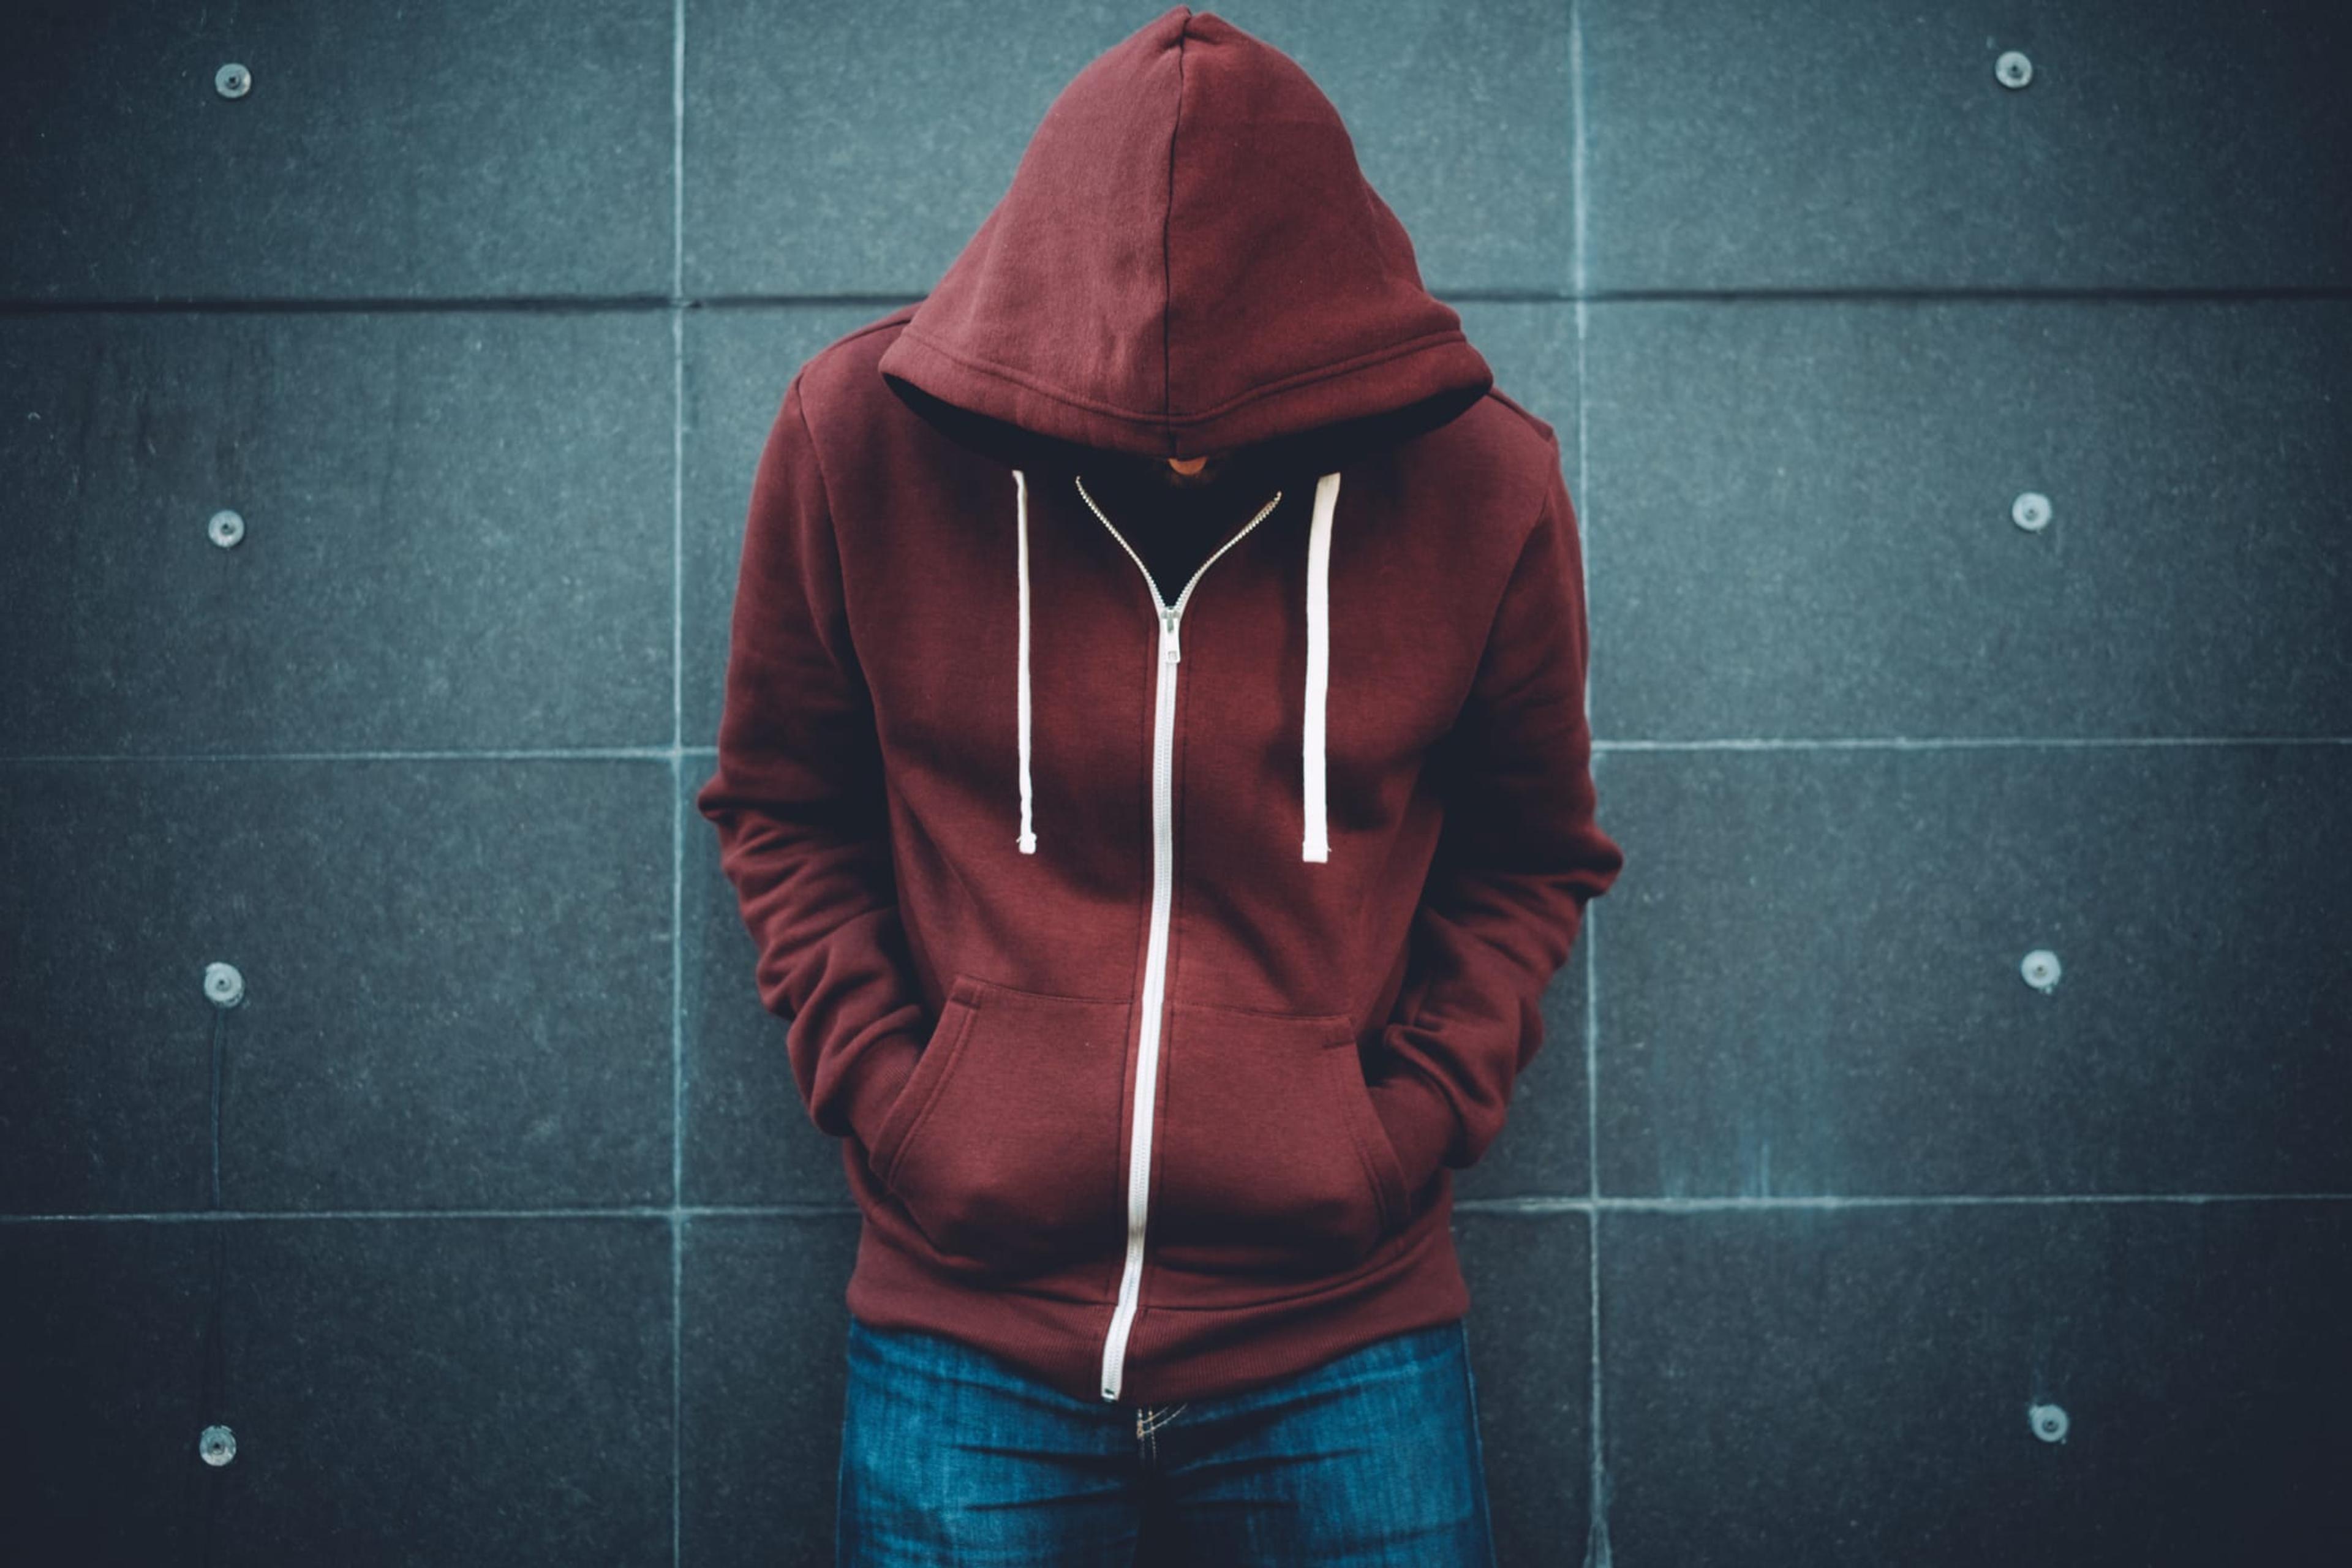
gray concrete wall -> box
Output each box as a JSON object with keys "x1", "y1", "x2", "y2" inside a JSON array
[{"x1": 4, "y1": 2, "x2": 2346, "y2": 1563}]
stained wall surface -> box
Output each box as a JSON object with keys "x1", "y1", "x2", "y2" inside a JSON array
[{"x1": 3, "y1": 2, "x2": 2347, "y2": 1564}]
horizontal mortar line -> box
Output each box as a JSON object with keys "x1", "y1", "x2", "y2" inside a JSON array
[
  {"x1": 0, "y1": 1205, "x2": 821, "y2": 1224},
  {"x1": 1472, "y1": 1191, "x2": 2352, "y2": 1212},
  {"x1": 1602, "y1": 733, "x2": 2351, "y2": 752},
  {"x1": 2, "y1": 284, "x2": 2345, "y2": 317},
  {"x1": 0, "y1": 294, "x2": 693, "y2": 315},
  {"x1": 4, "y1": 734, "x2": 2344, "y2": 768},
  {"x1": 6, "y1": 1191, "x2": 2346, "y2": 1225},
  {"x1": 1582, "y1": 284, "x2": 2352, "y2": 305},
  {"x1": 1, "y1": 747, "x2": 688, "y2": 765}
]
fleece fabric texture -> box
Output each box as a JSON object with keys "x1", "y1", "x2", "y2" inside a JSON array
[{"x1": 696, "y1": 3, "x2": 1625, "y2": 1408}]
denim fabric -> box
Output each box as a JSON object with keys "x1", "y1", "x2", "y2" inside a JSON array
[{"x1": 837, "y1": 1314, "x2": 1498, "y2": 1566}]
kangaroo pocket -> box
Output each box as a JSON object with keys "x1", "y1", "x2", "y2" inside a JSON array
[
  {"x1": 1152, "y1": 998, "x2": 1412, "y2": 1283},
  {"x1": 865, "y1": 974, "x2": 1133, "y2": 1278}
]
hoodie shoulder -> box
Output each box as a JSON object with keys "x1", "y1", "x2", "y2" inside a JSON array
[
  {"x1": 1406, "y1": 383, "x2": 1568, "y2": 540},
  {"x1": 1476, "y1": 385, "x2": 1561, "y2": 453},
  {"x1": 779, "y1": 305, "x2": 934, "y2": 459},
  {"x1": 791, "y1": 304, "x2": 920, "y2": 417}
]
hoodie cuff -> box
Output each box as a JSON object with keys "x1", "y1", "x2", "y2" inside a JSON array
[
  {"x1": 1364, "y1": 1060, "x2": 1459, "y2": 1199},
  {"x1": 843, "y1": 1031, "x2": 925, "y2": 1176}
]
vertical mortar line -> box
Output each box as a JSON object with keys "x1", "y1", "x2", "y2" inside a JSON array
[
  {"x1": 211, "y1": 1005, "x2": 225, "y2": 1211},
  {"x1": 670, "y1": 1, "x2": 688, "y2": 1564},
  {"x1": 1568, "y1": 3, "x2": 1610, "y2": 1564}
]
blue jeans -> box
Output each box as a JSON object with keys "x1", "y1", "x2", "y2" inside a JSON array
[{"x1": 837, "y1": 1314, "x2": 1498, "y2": 1566}]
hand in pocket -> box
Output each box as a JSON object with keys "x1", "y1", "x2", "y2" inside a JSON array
[{"x1": 867, "y1": 975, "x2": 1134, "y2": 1278}]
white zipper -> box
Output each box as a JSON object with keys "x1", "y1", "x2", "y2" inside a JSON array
[{"x1": 1074, "y1": 474, "x2": 1286, "y2": 1403}]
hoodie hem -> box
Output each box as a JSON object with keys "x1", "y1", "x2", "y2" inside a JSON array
[{"x1": 842, "y1": 1170, "x2": 1470, "y2": 1407}]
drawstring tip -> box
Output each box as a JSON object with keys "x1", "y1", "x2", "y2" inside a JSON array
[
  {"x1": 1299, "y1": 470, "x2": 1341, "y2": 870},
  {"x1": 1018, "y1": 829, "x2": 1036, "y2": 854}
]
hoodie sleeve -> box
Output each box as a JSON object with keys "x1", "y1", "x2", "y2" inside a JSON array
[
  {"x1": 695, "y1": 372, "x2": 927, "y2": 1166},
  {"x1": 1363, "y1": 443, "x2": 1625, "y2": 1205}
]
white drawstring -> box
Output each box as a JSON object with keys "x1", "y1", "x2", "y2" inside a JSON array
[
  {"x1": 1009, "y1": 463, "x2": 1341, "y2": 864},
  {"x1": 1014, "y1": 467, "x2": 1037, "y2": 854},
  {"x1": 1302, "y1": 470, "x2": 1340, "y2": 862}
]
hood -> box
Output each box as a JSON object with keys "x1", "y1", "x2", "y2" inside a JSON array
[
  {"x1": 876, "y1": 4, "x2": 1494, "y2": 865},
  {"x1": 876, "y1": 3, "x2": 1492, "y2": 476}
]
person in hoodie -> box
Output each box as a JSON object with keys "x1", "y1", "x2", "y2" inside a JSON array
[{"x1": 696, "y1": 7, "x2": 1624, "y2": 1562}]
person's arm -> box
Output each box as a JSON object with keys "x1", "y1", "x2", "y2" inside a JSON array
[
  {"x1": 695, "y1": 371, "x2": 925, "y2": 1166},
  {"x1": 1363, "y1": 440, "x2": 1625, "y2": 1208}
]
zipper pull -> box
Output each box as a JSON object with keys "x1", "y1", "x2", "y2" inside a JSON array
[{"x1": 1161, "y1": 608, "x2": 1181, "y2": 663}]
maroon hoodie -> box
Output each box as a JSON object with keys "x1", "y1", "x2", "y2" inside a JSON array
[{"x1": 696, "y1": 4, "x2": 1625, "y2": 1407}]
